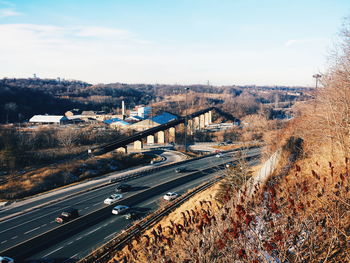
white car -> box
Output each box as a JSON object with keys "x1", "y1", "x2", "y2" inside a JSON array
[
  {"x1": 0, "y1": 256, "x2": 14, "y2": 263},
  {"x1": 163, "y1": 192, "x2": 178, "y2": 201},
  {"x1": 104, "y1": 194, "x2": 123, "y2": 205},
  {"x1": 216, "y1": 153, "x2": 223, "y2": 158},
  {"x1": 112, "y1": 205, "x2": 129, "y2": 215}
]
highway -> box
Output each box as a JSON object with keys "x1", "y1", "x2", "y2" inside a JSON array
[
  {"x1": 0, "y1": 149, "x2": 182, "y2": 222},
  {"x1": 0, "y1": 147, "x2": 260, "y2": 262}
]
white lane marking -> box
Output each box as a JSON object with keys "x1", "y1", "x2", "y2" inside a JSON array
[
  {"x1": 104, "y1": 232, "x2": 117, "y2": 240},
  {"x1": 41, "y1": 223, "x2": 47, "y2": 227},
  {"x1": 43, "y1": 246, "x2": 63, "y2": 257},
  {"x1": 85, "y1": 227, "x2": 101, "y2": 236},
  {"x1": 0, "y1": 206, "x2": 70, "y2": 234},
  {"x1": 92, "y1": 203, "x2": 100, "y2": 206},
  {"x1": 84, "y1": 207, "x2": 89, "y2": 210},
  {"x1": 24, "y1": 226, "x2": 41, "y2": 234},
  {"x1": 63, "y1": 253, "x2": 79, "y2": 263},
  {"x1": 67, "y1": 241, "x2": 73, "y2": 245},
  {"x1": 76, "y1": 236, "x2": 82, "y2": 241},
  {"x1": 11, "y1": 236, "x2": 17, "y2": 239},
  {"x1": 1, "y1": 240, "x2": 7, "y2": 244},
  {"x1": 0, "y1": 185, "x2": 114, "y2": 234}
]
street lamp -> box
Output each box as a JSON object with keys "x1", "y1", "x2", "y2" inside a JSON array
[
  {"x1": 184, "y1": 87, "x2": 189, "y2": 152},
  {"x1": 312, "y1": 74, "x2": 322, "y2": 89}
]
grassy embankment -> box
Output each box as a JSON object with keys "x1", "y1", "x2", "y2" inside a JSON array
[{"x1": 0, "y1": 151, "x2": 161, "y2": 200}]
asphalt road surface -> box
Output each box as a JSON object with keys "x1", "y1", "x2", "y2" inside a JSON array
[{"x1": 0, "y1": 148, "x2": 260, "y2": 262}]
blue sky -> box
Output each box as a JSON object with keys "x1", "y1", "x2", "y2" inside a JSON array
[{"x1": 1, "y1": 0, "x2": 349, "y2": 86}]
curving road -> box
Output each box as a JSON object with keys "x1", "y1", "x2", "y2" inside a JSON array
[{"x1": 0, "y1": 148, "x2": 260, "y2": 262}]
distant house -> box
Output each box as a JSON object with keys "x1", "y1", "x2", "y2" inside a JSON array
[
  {"x1": 104, "y1": 118, "x2": 130, "y2": 129},
  {"x1": 29, "y1": 115, "x2": 68, "y2": 125},
  {"x1": 130, "y1": 112, "x2": 178, "y2": 131},
  {"x1": 151, "y1": 112, "x2": 178, "y2": 125},
  {"x1": 130, "y1": 105, "x2": 152, "y2": 119},
  {"x1": 66, "y1": 115, "x2": 84, "y2": 124},
  {"x1": 81, "y1": 111, "x2": 96, "y2": 117},
  {"x1": 125, "y1": 115, "x2": 144, "y2": 123}
]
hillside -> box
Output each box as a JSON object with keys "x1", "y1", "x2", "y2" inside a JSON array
[
  {"x1": 94, "y1": 24, "x2": 350, "y2": 263},
  {"x1": 0, "y1": 78, "x2": 310, "y2": 124}
]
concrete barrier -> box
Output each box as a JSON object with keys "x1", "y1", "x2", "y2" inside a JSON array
[{"x1": 1, "y1": 168, "x2": 217, "y2": 262}]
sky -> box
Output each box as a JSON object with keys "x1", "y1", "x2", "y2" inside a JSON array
[{"x1": 0, "y1": 0, "x2": 350, "y2": 86}]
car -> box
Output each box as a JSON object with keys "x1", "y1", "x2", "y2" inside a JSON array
[
  {"x1": 163, "y1": 192, "x2": 178, "y2": 201},
  {"x1": 112, "y1": 205, "x2": 129, "y2": 215},
  {"x1": 175, "y1": 167, "x2": 186, "y2": 173},
  {"x1": 0, "y1": 256, "x2": 14, "y2": 263},
  {"x1": 218, "y1": 142, "x2": 225, "y2": 146},
  {"x1": 216, "y1": 153, "x2": 223, "y2": 158},
  {"x1": 225, "y1": 140, "x2": 232, "y2": 144},
  {"x1": 115, "y1": 183, "x2": 131, "y2": 192},
  {"x1": 104, "y1": 194, "x2": 123, "y2": 205},
  {"x1": 55, "y1": 208, "x2": 79, "y2": 224},
  {"x1": 109, "y1": 177, "x2": 119, "y2": 183},
  {"x1": 225, "y1": 162, "x2": 234, "y2": 168}
]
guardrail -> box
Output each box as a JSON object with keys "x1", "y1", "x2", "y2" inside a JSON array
[
  {"x1": 0, "y1": 146, "x2": 253, "y2": 223},
  {"x1": 1, "y1": 147, "x2": 259, "y2": 262},
  {"x1": 1, "y1": 149, "x2": 259, "y2": 262},
  {"x1": 79, "y1": 175, "x2": 224, "y2": 263}
]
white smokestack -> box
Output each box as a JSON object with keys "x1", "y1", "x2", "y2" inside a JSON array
[{"x1": 122, "y1": 100, "x2": 125, "y2": 116}]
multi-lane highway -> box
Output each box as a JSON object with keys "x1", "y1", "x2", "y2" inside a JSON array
[{"x1": 0, "y1": 147, "x2": 260, "y2": 262}]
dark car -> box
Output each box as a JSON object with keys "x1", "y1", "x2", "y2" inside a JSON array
[
  {"x1": 115, "y1": 183, "x2": 132, "y2": 192},
  {"x1": 175, "y1": 167, "x2": 186, "y2": 173},
  {"x1": 55, "y1": 208, "x2": 79, "y2": 224}
]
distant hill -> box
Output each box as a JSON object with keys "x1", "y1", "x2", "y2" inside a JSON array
[{"x1": 0, "y1": 78, "x2": 311, "y2": 123}]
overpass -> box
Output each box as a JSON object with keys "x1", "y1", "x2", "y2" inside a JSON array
[{"x1": 92, "y1": 107, "x2": 236, "y2": 154}]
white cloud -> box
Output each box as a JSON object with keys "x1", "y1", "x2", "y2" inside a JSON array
[
  {"x1": 0, "y1": 8, "x2": 21, "y2": 17},
  {"x1": 0, "y1": 23, "x2": 326, "y2": 86}
]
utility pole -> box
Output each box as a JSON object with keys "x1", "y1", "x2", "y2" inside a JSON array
[
  {"x1": 312, "y1": 74, "x2": 322, "y2": 89},
  {"x1": 184, "y1": 87, "x2": 189, "y2": 152}
]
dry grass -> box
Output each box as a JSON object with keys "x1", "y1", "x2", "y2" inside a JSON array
[{"x1": 0, "y1": 152, "x2": 159, "y2": 200}]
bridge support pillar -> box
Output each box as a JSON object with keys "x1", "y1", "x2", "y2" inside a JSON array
[
  {"x1": 200, "y1": 114, "x2": 205, "y2": 130},
  {"x1": 188, "y1": 119, "x2": 194, "y2": 135},
  {"x1": 147, "y1": 135, "x2": 155, "y2": 145},
  {"x1": 208, "y1": 110, "x2": 212, "y2": 124},
  {"x1": 168, "y1": 127, "x2": 176, "y2": 143},
  {"x1": 157, "y1": 131, "x2": 165, "y2": 144},
  {"x1": 194, "y1": 116, "x2": 200, "y2": 130},
  {"x1": 204, "y1": 112, "x2": 209, "y2": 126},
  {"x1": 116, "y1": 146, "x2": 128, "y2": 154},
  {"x1": 134, "y1": 140, "x2": 143, "y2": 150}
]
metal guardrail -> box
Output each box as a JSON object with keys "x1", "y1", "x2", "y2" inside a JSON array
[
  {"x1": 78, "y1": 174, "x2": 224, "y2": 263},
  {"x1": 78, "y1": 149, "x2": 260, "y2": 263}
]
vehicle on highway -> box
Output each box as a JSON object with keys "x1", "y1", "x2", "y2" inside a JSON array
[
  {"x1": 175, "y1": 167, "x2": 186, "y2": 173},
  {"x1": 104, "y1": 194, "x2": 123, "y2": 205},
  {"x1": 163, "y1": 192, "x2": 178, "y2": 201},
  {"x1": 225, "y1": 140, "x2": 232, "y2": 144},
  {"x1": 115, "y1": 183, "x2": 132, "y2": 192},
  {"x1": 55, "y1": 208, "x2": 79, "y2": 223},
  {"x1": 225, "y1": 162, "x2": 234, "y2": 168},
  {"x1": 0, "y1": 256, "x2": 14, "y2": 263},
  {"x1": 215, "y1": 153, "x2": 223, "y2": 158},
  {"x1": 218, "y1": 142, "x2": 225, "y2": 146},
  {"x1": 112, "y1": 205, "x2": 129, "y2": 215},
  {"x1": 109, "y1": 177, "x2": 119, "y2": 183}
]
